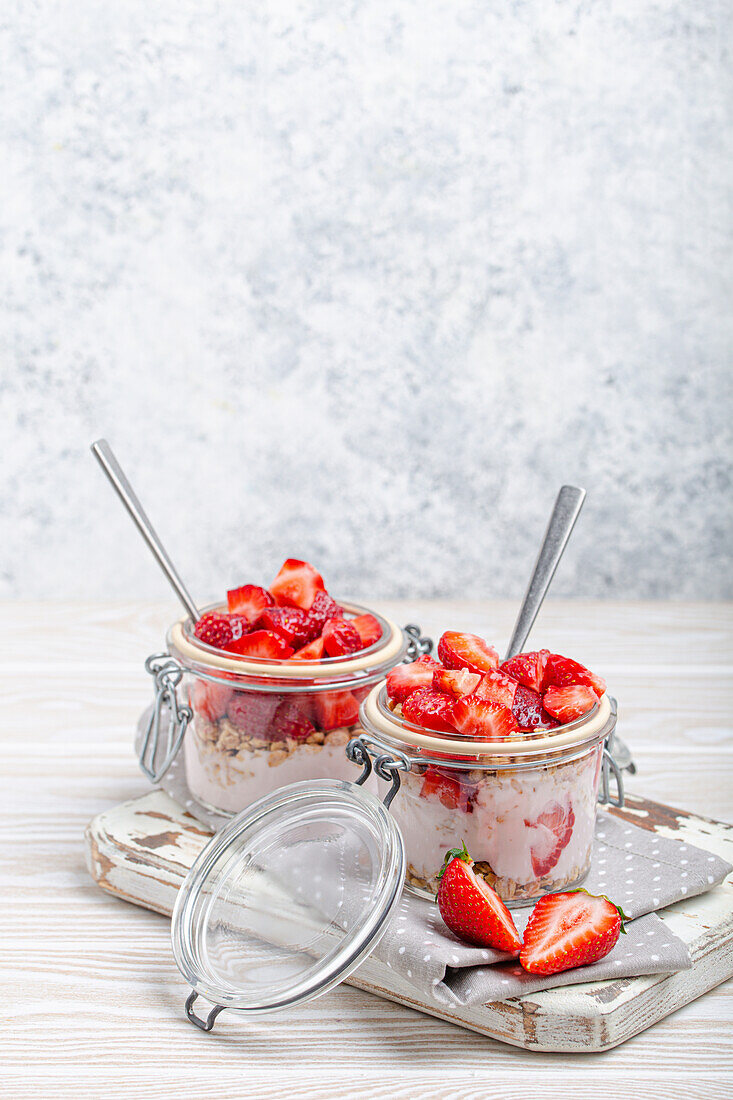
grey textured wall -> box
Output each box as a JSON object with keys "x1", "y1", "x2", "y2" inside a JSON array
[{"x1": 1, "y1": 1, "x2": 731, "y2": 602}]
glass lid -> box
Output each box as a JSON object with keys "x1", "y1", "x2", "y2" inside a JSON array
[{"x1": 171, "y1": 779, "x2": 405, "y2": 1027}]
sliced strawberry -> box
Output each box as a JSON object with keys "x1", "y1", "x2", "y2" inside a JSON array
[
  {"x1": 543, "y1": 684, "x2": 598, "y2": 723},
  {"x1": 312, "y1": 689, "x2": 360, "y2": 730},
  {"x1": 420, "y1": 767, "x2": 473, "y2": 812},
  {"x1": 473, "y1": 669, "x2": 518, "y2": 708},
  {"x1": 192, "y1": 679, "x2": 233, "y2": 723},
  {"x1": 194, "y1": 612, "x2": 234, "y2": 650},
  {"x1": 437, "y1": 632, "x2": 499, "y2": 674},
  {"x1": 385, "y1": 655, "x2": 440, "y2": 703},
  {"x1": 450, "y1": 695, "x2": 519, "y2": 739},
  {"x1": 500, "y1": 650, "x2": 550, "y2": 693},
  {"x1": 349, "y1": 613, "x2": 382, "y2": 649},
  {"x1": 224, "y1": 629, "x2": 294, "y2": 660},
  {"x1": 432, "y1": 668, "x2": 481, "y2": 698},
  {"x1": 402, "y1": 688, "x2": 456, "y2": 733},
  {"x1": 322, "y1": 618, "x2": 361, "y2": 657},
  {"x1": 542, "y1": 653, "x2": 607, "y2": 696},
  {"x1": 269, "y1": 559, "x2": 326, "y2": 611},
  {"x1": 256, "y1": 606, "x2": 319, "y2": 649},
  {"x1": 290, "y1": 636, "x2": 326, "y2": 661},
  {"x1": 525, "y1": 797, "x2": 575, "y2": 877},
  {"x1": 227, "y1": 613, "x2": 251, "y2": 642},
  {"x1": 226, "y1": 584, "x2": 274, "y2": 622},
  {"x1": 511, "y1": 685, "x2": 559, "y2": 731},
  {"x1": 307, "y1": 590, "x2": 344, "y2": 633},
  {"x1": 269, "y1": 699, "x2": 314, "y2": 742},
  {"x1": 226, "y1": 691, "x2": 281, "y2": 739},
  {"x1": 437, "y1": 842, "x2": 521, "y2": 953},
  {"x1": 520, "y1": 890, "x2": 627, "y2": 975}
]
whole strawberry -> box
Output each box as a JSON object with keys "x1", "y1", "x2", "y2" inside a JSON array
[
  {"x1": 436, "y1": 842, "x2": 521, "y2": 953},
  {"x1": 520, "y1": 890, "x2": 628, "y2": 975}
]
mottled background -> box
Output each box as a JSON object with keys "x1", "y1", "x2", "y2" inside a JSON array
[{"x1": 1, "y1": 1, "x2": 731, "y2": 603}]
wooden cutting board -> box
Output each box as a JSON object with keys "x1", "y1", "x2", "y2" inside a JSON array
[{"x1": 84, "y1": 789, "x2": 733, "y2": 1053}]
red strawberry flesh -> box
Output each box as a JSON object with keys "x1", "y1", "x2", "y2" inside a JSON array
[
  {"x1": 437, "y1": 845, "x2": 521, "y2": 953},
  {"x1": 450, "y1": 695, "x2": 519, "y2": 739},
  {"x1": 543, "y1": 684, "x2": 599, "y2": 723},
  {"x1": 500, "y1": 650, "x2": 550, "y2": 693},
  {"x1": 542, "y1": 653, "x2": 607, "y2": 696},
  {"x1": 312, "y1": 689, "x2": 359, "y2": 730},
  {"x1": 192, "y1": 679, "x2": 234, "y2": 723},
  {"x1": 349, "y1": 613, "x2": 382, "y2": 649},
  {"x1": 420, "y1": 767, "x2": 473, "y2": 812},
  {"x1": 226, "y1": 584, "x2": 274, "y2": 622},
  {"x1": 224, "y1": 629, "x2": 294, "y2": 660},
  {"x1": 307, "y1": 590, "x2": 344, "y2": 633},
  {"x1": 194, "y1": 612, "x2": 234, "y2": 650},
  {"x1": 385, "y1": 655, "x2": 439, "y2": 703},
  {"x1": 511, "y1": 685, "x2": 559, "y2": 731},
  {"x1": 432, "y1": 668, "x2": 481, "y2": 698},
  {"x1": 291, "y1": 636, "x2": 326, "y2": 661},
  {"x1": 269, "y1": 559, "x2": 326, "y2": 611},
  {"x1": 322, "y1": 618, "x2": 361, "y2": 657},
  {"x1": 402, "y1": 688, "x2": 457, "y2": 733},
  {"x1": 525, "y1": 798, "x2": 575, "y2": 877},
  {"x1": 520, "y1": 891, "x2": 625, "y2": 975},
  {"x1": 438, "y1": 631, "x2": 499, "y2": 674},
  {"x1": 256, "y1": 606, "x2": 319, "y2": 649},
  {"x1": 473, "y1": 669, "x2": 518, "y2": 708}
]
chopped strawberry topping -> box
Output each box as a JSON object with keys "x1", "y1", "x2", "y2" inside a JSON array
[
  {"x1": 322, "y1": 618, "x2": 362, "y2": 657},
  {"x1": 226, "y1": 584, "x2": 274, "y2": 622},
  {"x1": 525, "y1": 798, "x2": 575, "y2": 877},
  {"x1": 542, "y1": 653, "x2": 607, "y2": 696},
  {"x1": 269, "y1": 559, "x2": 326, "y2": 611},
  {"x1": 543, "y1": 684, "x2": 598, "y2": 723},
  {"x1": 520, "y1": 891, "x2": 626, "y2": 975},
  {"x1": 402, "y1": 688, "x2": 456, "y2": 733},
  {"x1": 473, "y1": 669, "x2": 518, "y2": 708},
  {"x1": 256, "y1": 606, "x2": 319, "y2": 649},
  {"x1": 192, "y1": 679, "x2": 233, "y2": 723},
  {"x1": 312, "y1": 689, "x2": 359, "y2": 730},
  {"x1": 349, "y1": 613, "x2": 382, "y2": 649},
  {"x1": 269, "y1": 699, "x2": 314, "y2": 742},
  {"x1": 420, "y1": 767, "x2": 472, "y2": 812},
  {"x1": 224, "y1": 629, "x2": 294, "y2": 660},
  {"x1": 194, "y1": 612, "x2": 234, "y2": 650},
  {"x1": 500, "y1": 650, "x2": 550, "y2": 693},
  {"x1": 437, "y1": 632, "x2": 499, "y2": 674},
  {"x1": 226, "y1": 691, "x2": 281, "y2": 738},
  {"x1": 307, "y1": 590, "x2": 344, "y2": 633},
  {"x1": 450, "y1": 695, "x2": 519, "y2": 739},
  {"x1": 511, "y1": 685, "x2": 559, "y2": 731},
  {"x1": 432, "y1": 668, "x2": 481, "y2": 698},
  {"x1": 291, "y1": 636, "x2": 326, "y2": 661},
  {"x1": 385, "y1": 655, "x2": 440, "y2": 703}
]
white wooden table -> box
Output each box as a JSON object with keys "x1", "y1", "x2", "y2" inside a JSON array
[{"x1": 2, "y1": 598, "x2": 732, "y2": 1098}]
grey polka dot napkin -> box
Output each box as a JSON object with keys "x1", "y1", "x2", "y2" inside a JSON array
[{"x1": 137, "y1": 711, "x2": 732, "y2": 1007}]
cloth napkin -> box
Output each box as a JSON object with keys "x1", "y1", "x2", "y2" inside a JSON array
[{"x1": 136, "y1": 710, "x2": 732, "y2": 1006}]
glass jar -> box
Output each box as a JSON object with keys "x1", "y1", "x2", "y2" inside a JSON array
[
  {"x1": 140, "y1": 603, "x2": 421, "y2": 815},
  {"x1": 356, "y1": 682, "x2": 619, "y2": 906}
]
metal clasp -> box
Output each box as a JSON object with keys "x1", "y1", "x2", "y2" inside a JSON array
[
  {"x1": 140, "y1": 653, "x2": 192, "y2": 783},
  {"x1": 403, "y1": 623, "x2": 433, "y2": 661},
  {"x1": 347, "y1": 735, "x2": 410, "y2": 810},
  {"x1": 185, "y1": 991, "x2": 224, "y2": 1032}
]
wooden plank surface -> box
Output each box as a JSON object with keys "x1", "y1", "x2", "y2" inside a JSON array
[{"x1": 2, "y1": 598, "x2": 733, "y2": 1098}]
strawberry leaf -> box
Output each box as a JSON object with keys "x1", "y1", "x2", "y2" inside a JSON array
[{"x1": 437, "y1": 839, "x2": 471, "y2": 880}]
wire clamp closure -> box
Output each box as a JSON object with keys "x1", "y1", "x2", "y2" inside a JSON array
[{"x1": 140, "y1": 653, "x2": 192, "y2": 782}]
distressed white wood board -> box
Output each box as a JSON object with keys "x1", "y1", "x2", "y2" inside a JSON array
[{"x1": 85, "y1": 787, "x2": 733, "y2": 1053}]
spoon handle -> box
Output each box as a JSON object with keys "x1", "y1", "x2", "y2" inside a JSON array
[
  {"x1": 504, "y1": 485, "x2": 586, "y2": 661},
  {"x1": 91, "y1": 439, "x2": 201, "y2": 623}
]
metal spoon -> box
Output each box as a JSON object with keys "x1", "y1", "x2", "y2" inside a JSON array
[
  {"x1": 504, "y1": 484, "x2": 586, "y2": 661},
  {"x1": 90, "y1": 439, "x2": 201, "y2": 623}
]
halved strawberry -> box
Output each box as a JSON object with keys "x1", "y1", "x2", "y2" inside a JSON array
[
  {"x1": 307, "y1": 590, "x2": 344, "y2": 633},
  {"x1": 226, "y1": 691, "x2": 281, "y2": 738},
  {"x1": 194, "y1": 612, "x2": 234, "y2": 650},
  {"x1": 385, "y1": 655, "x2": 440, "y2": 703},
  {"x1": 226, "y1": 584, "x2": 274, "y2": 622},
  {"x1": 290, "y1": 636, "x2": 326, "y2": 661},
  {"x1": 520, "y1": 890, "x2": 627, "y2": 975},
  {"x1": 349, "y1": 613, "x2": 382, "y2": 649},
  {"x1": 420, "y1": 767, "x2": 473, "y2": 812},
  {"x1": 500, "y1": 650, "x2": 550, "y2": 693},
  {"x1": 256, "y1": 606, "x2": 319, "y2": 649},
  {"x1": 437, "y1": 841, "x2": 521, "y2": 953},
  {"x1": 473, "y1": 669, "x2": 518, "y2": 708},
  {"x1": 312, "y1": 689, "x2": 359, "y2": 730},
  {"x1": 402, "y1": 688, "x2": 456, "y2": 733},
  {"x1": 543, "y1": 684, "x2": 598, "y2": 723},
  {"x1": 525, "y1": 798, "x2": 575, "y2": 877},
  {"x1": 227, "y1": 614, "x2": 251, "y2": 642},
  {"x1": 511, "y1": 685, "x2": 559, "y2": 731},
  {"x1": 432, "y1": 668, "x2": 481, "y2": 698},
  {"x1": 192, "y1": 679, "x2": 233, "y2": 723},
  {"x1": 542, "y1": 653, "x2": 607, "y2": 696},
  {"x1": 437, "y1": 632, "x2": 499, "y2": 674},
  {"x1": 269, "y1": 559, "x2": 326, "y2": 611},
  {"x1": 269, "y1": 699, "x2": 314, "y2": 742},
  {"x1": 450, "y1": 695, "x2": 519, "y2": 739},
  {"x1": 224, "y1": 630, "x2": 294, "y2": 660},
  {"x1": 322, "y1": 618, "x2": 361, "y2": 657}
]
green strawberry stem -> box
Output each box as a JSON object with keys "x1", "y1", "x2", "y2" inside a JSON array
[{"x1": 437, "y1": 839, "x2": 471, "y2": 880}]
